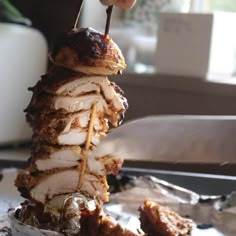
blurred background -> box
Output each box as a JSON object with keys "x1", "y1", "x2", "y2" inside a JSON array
[
  {"x1": 4, "y1": 0, "x2": 236, "y2": 120},
  {"x1": 1, "y1": 0, "x2": 236, "y2": 173}
]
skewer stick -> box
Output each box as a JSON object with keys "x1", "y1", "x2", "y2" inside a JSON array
[
  {"x1": 85, "y1": 104, "x2": 97, "y2": 151},
  {"x1": 104, "y1": 5, "x2": 113, "y2": 36},
  {"x1": 77, "y1": 104, "x2": 97, "y2": 188},
  {"x1": 73, "y1": 0, "x2": 84, "y2": 30}
]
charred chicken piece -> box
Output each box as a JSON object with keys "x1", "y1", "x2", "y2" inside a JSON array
[
  {"x1": 139, "y1": 200, "x2": 193, "y2": 236},
  {"x1": 49, "y1": 28, "x2": 126, "y2": 75},
  {"x1": 25, "y1": 67, "x2": 127, "y2": 128},
  {"x1": 15, "y1": 169, "x2": 109, "y2": 204},
  {"x1": 16, "y1": 194, "x2": 102, "y2": 236},
  {"x1": 98, "y1": 216, "x2": 142, "y2": 236}
]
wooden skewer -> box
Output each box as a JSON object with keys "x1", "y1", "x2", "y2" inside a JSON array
[
  {"x1": 73, "y1": 0, "x2": 84, "y2": 30},
  {"x1": 104, "y1": 5, "x2": 113, "y2": 36},
  {"x1": 76, "y1": 2, "x2": 113, "y2": 190},
  {"x1": 77, "y1": 104, "x2": 97, "y2": 189},
  {"x1": 85, "y1": 104, "x2": 97, "y2": 151}
]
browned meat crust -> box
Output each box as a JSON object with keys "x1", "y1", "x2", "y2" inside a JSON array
[
  {"x1": 15, "y1": 167, "x2": 78, "y2": 199},
  {"x1": 79, "y1": 207, "x2": 102, "y2": 236},
  {"x1": 30, "y1": 144, "x2": 80, "y2": 160},
  {"x1": 26, "y1": 112, "x2": 109, "y2": 143},
  {"x1": 16, "y1": 200, "x2": 102, "y2": 235},
  {"x1": 15, "y1": 201, "x2": 58, "y2": 229},
  {"x1": 139, "y1": 200, "x2": 193, "y2": 236},
  {"x1": 15, "y1": 201, "x2": 139, "y2": 236},
  {"x1": 37, "y1": 66, "x2": 86, "y2": 94},
  {"x1": 98, "y1": 216, "x2": 141, "y2": 236},
  {"x1": 25, "y1": 88, "x2": 126, "y2": 127},
  {"x1": 49, "y1": 28, "x2": 126, "y2": 75}
]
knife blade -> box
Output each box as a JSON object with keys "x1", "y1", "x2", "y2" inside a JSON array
[{"x1": 91, "y1": 116, "x2": 236, "y2": 163}]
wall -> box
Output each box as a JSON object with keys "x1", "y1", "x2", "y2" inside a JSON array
[{"x1": 113, "y1": 73, "x2": 236, "y2": 121}]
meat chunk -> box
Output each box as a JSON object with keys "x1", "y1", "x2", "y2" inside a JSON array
[
  {"x1": 16, "y1": 169, "x2": 109, "y2": 204},
  {"x1": 49, "y1": 28, "x2": 127, "y2": 75},
  {"x1": 25, "y1": 68, "x2": 127, "y2": 127},
  {"x1": 30, "y1": 145, "x2": 82, "y2": 171},
  {"x1": 33, "y1": 127, "x2": 104, "y2": 146},
  {"x1": 27, "y1": 110, "x2": 109, "y2": 139},
  {"x1": 98, "y1": 216, "x2": 141, "y2": 236},
  {"x1": 139, "y1": 200, "x2": 193, "y2": 236},
  {"x1": 88, "y1": 154, "x2": 124, "y2": 175},
  {"x1": 26, "y1": 92, "x2": 124, "y2": 127}
]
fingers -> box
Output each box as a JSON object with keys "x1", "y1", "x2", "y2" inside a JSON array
[
  {"x1": 115, "y1": 0, "x2": 136, "y2": 9},
  {"x1": 100, "y1": 0, "x2": 136, "y2": 9}
]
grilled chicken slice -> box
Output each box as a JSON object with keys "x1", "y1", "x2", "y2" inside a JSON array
[
  {"x1": 39, "y1": 68, "x2": 126, "y2": 111},
  {"x1": 27, "y1": 110, "x2": 109, "y2": 133},
  {"x1": 54, "y1": 76, "x2": 126, "y2": 112},
  {"x1": 16, "y1": 169, "x2": 109, "y2": 204},
  {"x1": 29, "y1": 145, "x2": 82, "y2": 171},
  {"x1": 27, "y1": 111, "x2": 109, "y2": 146},
  {"x1": 30, "y1": 145, "x2": 122, "y2": 175},
  {"x1": 139, "y1": 200, "x2": 193, "y2": 236},
  {"x1": 88, "y1": 154, "x2": 124, "y2": 175},
  {"x1": 25, "y1": 67, "x2": 128, "y2": 127},
  {"x1": 33, "y1": 129, "x2": 104, "y2": 146},
  {"x1": 26, "y1": 92, "x2": 124, "y2": 127},
  {"x1": 98, "y1": 216, "x2": 142, "y2": 236},
  {"x1": 49, "y1": 28, "x2": 126, "y2": 75}
]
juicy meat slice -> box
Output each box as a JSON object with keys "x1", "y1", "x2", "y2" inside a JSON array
[
  {"x1": 25, "y1": 68, "x2": 128, "y2": 127},
  {"x1": 29, "y1": 145, "x2": 82, "y2": 171},
  {"x1": 139, "y1": 200, "x2": 193, "y2": 236},
  {"x1": 28, "y1": 110, "x2": 108, "y2": 146},
  {"x1": 17, "y1": 169, "x2": 109, "y2": 204},
  {"x1": 26, "y1": 92, "x2": 123, "y2": 127},
  {"x1": 88, "y1": 154, "x2": 124, "y2": 175},
  {"x1": 54, "y1": 94, "x2": 106, "y2": 112},
  {"x1": 98, "y1": 216, "x2": 141, "y2": 236},
  {"x1": 26, "y1": 92, "x2": 105, "y2": 113},
  {"x1": 33, "y1": 126, "x2": 105, "y2": 146},
  {"x1": 40, "y1": 69, "x2": 126, "y2": 113},
  {"x1": 31, "y1": 144, "x2": 82, "y2": 160},
  {"x1": 27, "y1": 110, "x2": 109, "y2": 136},
  {"x1": 54, "y1": 76, "x2": 126, "y2": 112}
]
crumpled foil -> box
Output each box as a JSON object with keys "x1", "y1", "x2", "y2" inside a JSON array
[{"x1": 104, "y1": 175, "x2": 236, "y2": 236}]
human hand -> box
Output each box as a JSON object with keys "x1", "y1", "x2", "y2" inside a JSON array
[{"x1": 100, "y1": 0, "x2": 136, "y2": 9}]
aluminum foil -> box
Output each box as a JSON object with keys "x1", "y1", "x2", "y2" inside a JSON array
[
  {"x1": 105, "y1": 175, "x2": 236, "y2": 236},
  {"x1": 1, "y1": 168, "x2": 236, "y2": 235}
]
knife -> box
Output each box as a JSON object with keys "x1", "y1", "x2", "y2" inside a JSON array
[{"x1": 91, "y1": 116, "x2": 236, "y2": 163}]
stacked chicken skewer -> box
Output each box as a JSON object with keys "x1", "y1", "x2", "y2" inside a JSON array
[
  {"x1": 15, "y1": 25, "x2": 132, "y2": 233},
  {"x1": 12, "y1": 3, "x2": 195, "y2": 235}
]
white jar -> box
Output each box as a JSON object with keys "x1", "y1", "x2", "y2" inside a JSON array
[{"x1": 0, "y1": 23, "x2": 47, "y2": 144}]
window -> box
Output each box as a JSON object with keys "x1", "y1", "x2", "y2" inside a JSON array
[
  {"x1": 191, "y1": 0, "x2": 236, "y2": 12},
  {"x1": 82, "y1": 1, "x2": 236, "y2": 80}
]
